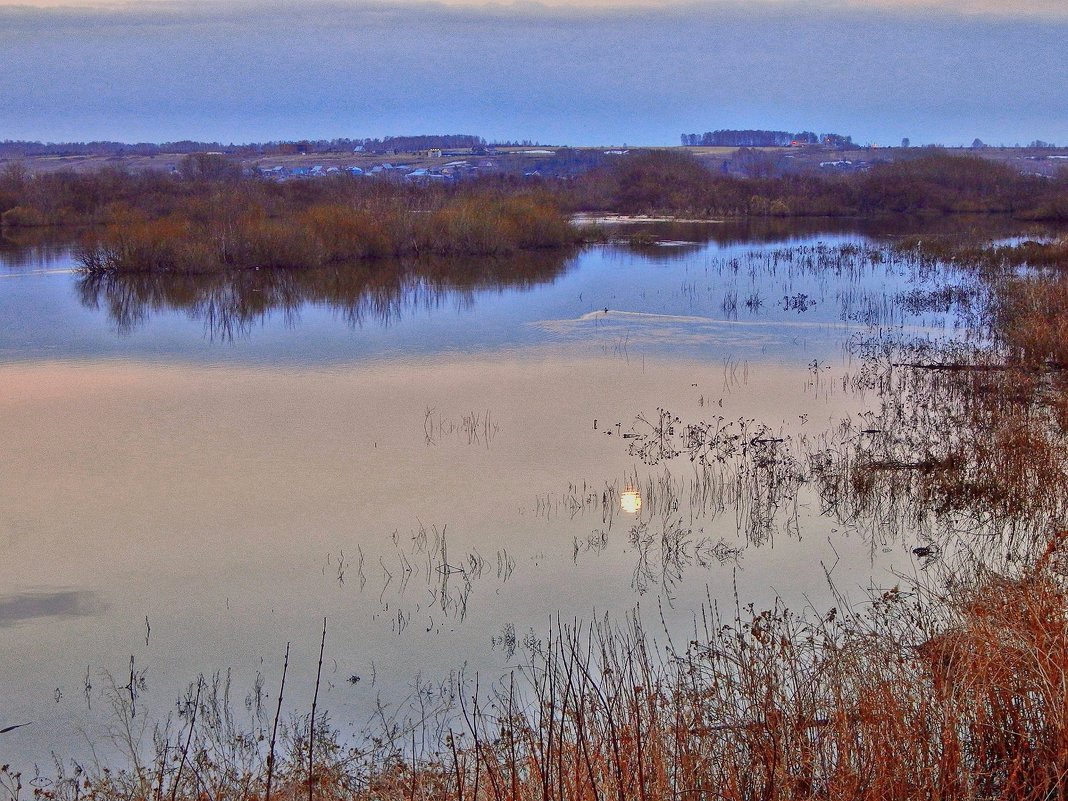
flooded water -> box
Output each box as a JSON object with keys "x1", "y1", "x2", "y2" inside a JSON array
[{"x1": 0, "y1": 219, "x2": 1005, "y2": 767}]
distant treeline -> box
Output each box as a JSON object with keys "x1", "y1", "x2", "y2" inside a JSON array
[
  {"x1": 681, "y1": 130, "x2": 854, "y2": 148},
  {"x1": 0, "y1": 139, "x2": 240, "y2": 157},
  {"x1": 0, "y1": 134, "x2": 491, "y2": 158},
  {"x1": 357, "y1": 134, "x2": 486, "y2": 153}
]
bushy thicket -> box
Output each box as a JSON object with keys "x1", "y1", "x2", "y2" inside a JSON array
[
  {"x1": 566, "y1": 150, "x2": 1068, "y2": 219},
  {"x1": 72, "y1": 190, "x2": 574, "y2": 273}
]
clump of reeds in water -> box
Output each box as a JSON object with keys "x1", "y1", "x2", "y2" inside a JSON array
[
  {"x1": 813, "y1": 232, "x2": 1068, "y2": 548},
  {"x1": 805, "y1": 342, "x2": 1068, "y2": 549}
]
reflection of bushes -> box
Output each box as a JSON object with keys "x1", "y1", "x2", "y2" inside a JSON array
[
  {"x1": 0, "y1": 205, "x2": 49, "y2": 227},
  {"x1": 815, "y1": 361, "x2": 1068, "y2": 544},
  {"x1": 76, "y1": 248, "x2": 575, "y2": 336}
]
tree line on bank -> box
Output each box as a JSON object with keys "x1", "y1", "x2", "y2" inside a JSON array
[
  {"x1": 568, "y1": 150, "x2": 1068, "y2": 220},
  {"x1": 1, "y1": 150, "x2": 1066, "y2": 272}
]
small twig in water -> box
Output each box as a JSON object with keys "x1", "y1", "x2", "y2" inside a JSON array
[
  {"x1": 170, "y1": 678, "x2": 201, "y2": 801},
  {"x1": 309, "y1": 617, "x2": 327, "y2": 801},
  {"x1": 264, "y1": 642, "x2": 289, "y2": 801}
]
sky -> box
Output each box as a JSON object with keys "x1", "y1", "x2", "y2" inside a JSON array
[{"x1": 0, "y1": 0, "x2": 1065, "y2": 147}]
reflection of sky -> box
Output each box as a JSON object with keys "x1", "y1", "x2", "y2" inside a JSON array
[
  {"x1": 0, "y1": 353, "x2": 894, "y2": 767},
  {"x1": 0, "y1": 233, "x2": 952, "y2": 366}
]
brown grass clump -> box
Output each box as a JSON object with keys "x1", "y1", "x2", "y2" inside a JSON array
[
  {"x1": 424, "y1": 195, "x2": 575, "y2": 255},
  {"x1": 999, "y1": 273, "x2": 1068, "y2": 367}
]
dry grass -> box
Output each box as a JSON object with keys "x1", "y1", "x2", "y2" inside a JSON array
[{"x1": 999, "y1": 273, "x2": 1068, "y2": 368}]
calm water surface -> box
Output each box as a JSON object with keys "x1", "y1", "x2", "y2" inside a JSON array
[{"x1": 0, "y1": 221, "x2": 974, "y2": 766}]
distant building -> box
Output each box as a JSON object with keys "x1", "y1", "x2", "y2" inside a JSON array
[{"x1": 405, "y1": 168, "x2": 445, "y2": 181}]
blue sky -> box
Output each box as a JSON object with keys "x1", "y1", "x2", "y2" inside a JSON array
[{"x1": 1, "y1": 0, "x2": 1065, "y2": 146}]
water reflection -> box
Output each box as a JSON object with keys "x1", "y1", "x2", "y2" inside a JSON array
[
  {"x1": 601, "y1": 215, "x2": 1068, "y2": 261},
  {"x1": 0, "y1": 589, "x2": 100, "y2": 626},
  {"x1": 628, "y1": 517, "x2": 741, "y2": 602},
  {"x1": 76, "y1": 249, "x2": 576, "y2": 339},
  {"x1": 620, "y1": 486, "x2": 642, "y2": 514},
  {"x1": 6, "y1": 217, "x2": 1064, "y2": 770},
  {"x1": 0, "y1": 229, "x2": 82, "y2": 272},
  {"x1": 59, "y1": 216, "x2": 1068, "y2": 342}
]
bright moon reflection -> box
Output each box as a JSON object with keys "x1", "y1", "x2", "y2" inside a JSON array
[{"x1": 620, "y1": 487, "x2": 642, "y2": 515}]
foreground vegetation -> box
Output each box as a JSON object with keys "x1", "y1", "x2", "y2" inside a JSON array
[{"x1": 6, "y1": 546, "x2": 1068, "y2": 801}]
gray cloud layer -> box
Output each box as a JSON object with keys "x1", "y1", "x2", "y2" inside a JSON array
[{"x1": 2, "y1": 2, "x2": 1065, "y2": 145}]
